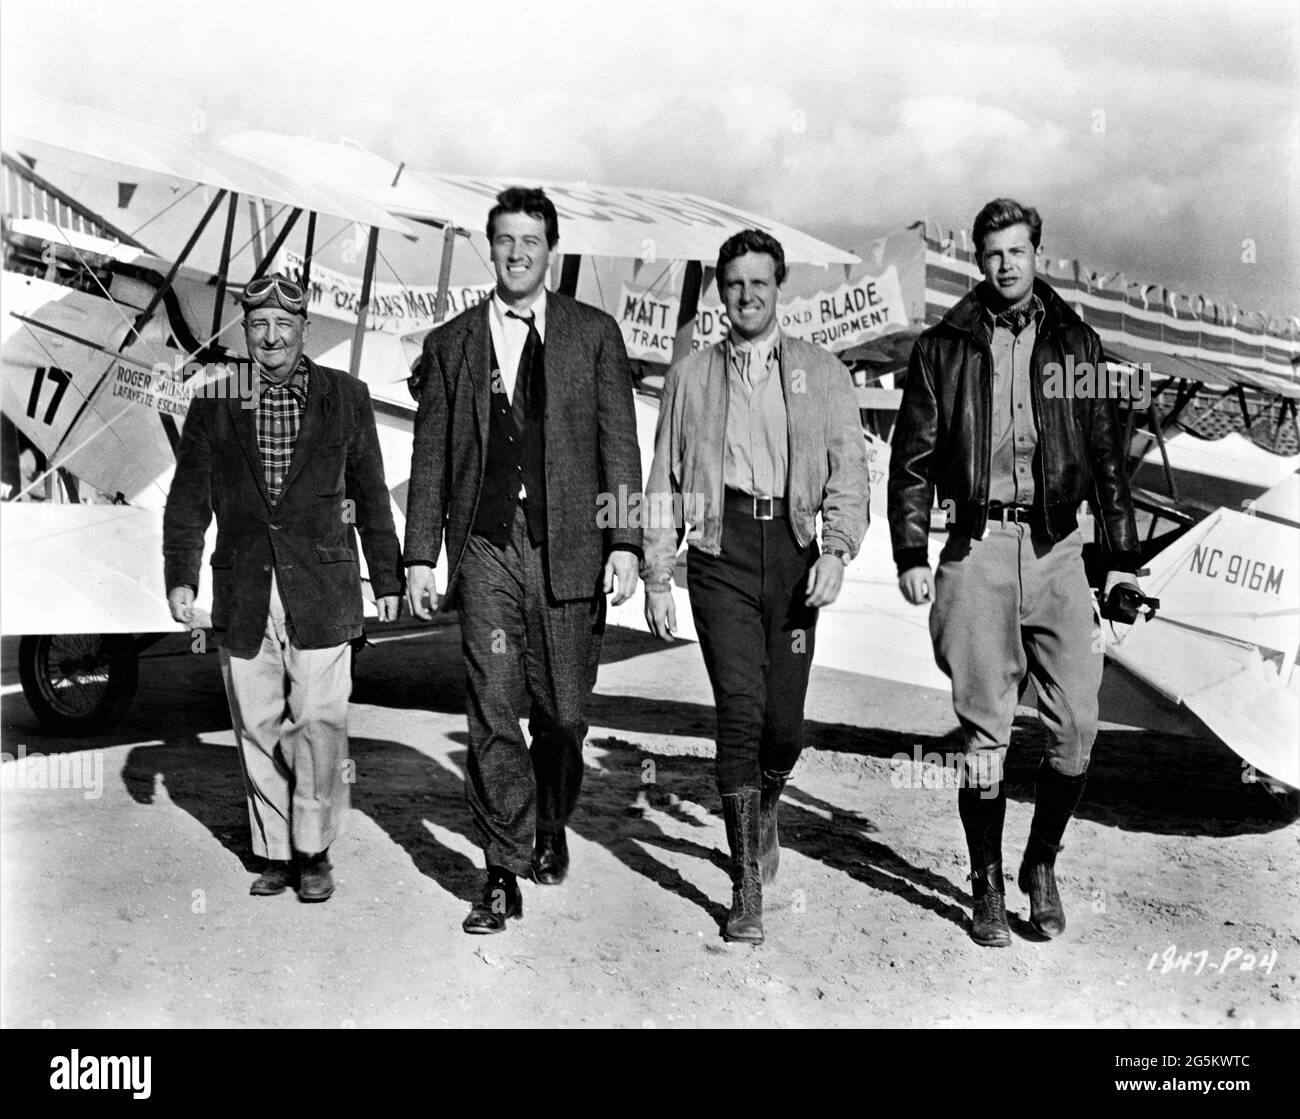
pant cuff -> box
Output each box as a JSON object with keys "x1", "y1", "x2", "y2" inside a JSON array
[{"x1": 483, "y1": 849, "x2": 534, "y2": 879}]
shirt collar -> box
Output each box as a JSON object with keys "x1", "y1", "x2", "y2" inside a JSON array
[
  {"x1": 259, "y1": 357, "x2": 309, "y2": 402},
  {"x1": 728, "y1": 322, "x2": 781, "y2": 371},
  {"x1": 492, "y1": 288, "x2": 548, "y2": 341},
  {"x1": 984, "y1": 292, "x2": 1044, "y2": 330}
]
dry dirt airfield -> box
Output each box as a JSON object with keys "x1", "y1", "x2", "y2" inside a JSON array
[{"x1": 1, "y1": 599, "x2": 1296, "y2": 1029}]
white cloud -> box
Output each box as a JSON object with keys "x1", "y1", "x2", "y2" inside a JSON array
[{"x1": 1, "y1": 0, "x2": 1294, "y2": 313}]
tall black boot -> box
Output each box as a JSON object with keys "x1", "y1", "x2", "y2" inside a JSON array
[
  {"x1": 758, "y1": 767, "x2": 790, "y2": 885},
  {"x1": 958, "y1": 778, "x2": 1010, "y2": 947},
  {"x1": 1017, "y1": 762, "x2": 1087, "y2": 939},
  {"x1": 720, "y1": 788, "x2": 764, "y2": 944}
]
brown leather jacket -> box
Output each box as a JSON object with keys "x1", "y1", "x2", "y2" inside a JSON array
[{"x1": 887, "y1": 278, "x2": 1139, "y2": 575}]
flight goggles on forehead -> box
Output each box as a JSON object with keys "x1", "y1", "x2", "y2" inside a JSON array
[{"x1": 241, "y1": 275, "x2": 307, "y2": 314}]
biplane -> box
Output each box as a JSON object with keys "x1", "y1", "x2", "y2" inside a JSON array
[
  {"x1": 0, "y1": 92, "x2": 856, "y2": 731},
  {"x1": 3, "y1": 94, "x2": 1296, "y2": 792}
]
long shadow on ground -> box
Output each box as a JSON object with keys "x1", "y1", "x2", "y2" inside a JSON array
[{"x1": 117, "y1": 733, "x2": 968, "y2": 936}]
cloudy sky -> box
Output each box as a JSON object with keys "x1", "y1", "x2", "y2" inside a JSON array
[{"x1": 3, "y1": 0, "x2": 1296, "y2": 316}]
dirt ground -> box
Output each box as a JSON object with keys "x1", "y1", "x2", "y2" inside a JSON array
[{"x1": 1, "y1": 619, "x2": 1297, "y2": 1029}]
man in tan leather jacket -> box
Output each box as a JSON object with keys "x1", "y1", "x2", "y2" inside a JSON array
[{"x1": 643, "y1": 228, "x2": 870, "y2": 945}]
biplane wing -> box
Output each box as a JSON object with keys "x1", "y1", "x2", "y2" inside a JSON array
[
  {"x1": 3, "y1": 91, "x2": 411, "y2": 236},
  {"x1": 220, "y1": 130, "x2": 860, "y2": 265},
  {"x1": 0, "y1": 503, "x2": 214, "y2": 635},
  {"x1": 1104, "y1": 475, "x2": 1300, "y2": 788}
]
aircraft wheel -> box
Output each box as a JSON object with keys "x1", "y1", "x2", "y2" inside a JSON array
[{"x1": 17, "y1": 634, "x2": 139, "y2": 733}]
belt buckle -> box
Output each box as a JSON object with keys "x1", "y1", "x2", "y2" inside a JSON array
[{"x1": 752, "y1": 494, "x2": 775, "y2": 521}]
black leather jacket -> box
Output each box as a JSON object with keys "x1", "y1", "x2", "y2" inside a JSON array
[{"x1": 887, "y1": 278, "x2": 1139, "y2": 574}]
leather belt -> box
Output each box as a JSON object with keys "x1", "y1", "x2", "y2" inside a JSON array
[
  {"x1": 724, "y1": 487, "x2": 786, "y2": 521},
  {"x1": 986, "y1": 502, "x2": 1036, "y2": 526}
]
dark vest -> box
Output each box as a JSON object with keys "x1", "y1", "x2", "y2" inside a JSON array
[{"x1": 471, "y1": 327, "x2": 547, "y2": 547}]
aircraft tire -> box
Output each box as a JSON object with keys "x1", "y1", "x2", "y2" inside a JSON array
[{"x1": 17, "y1": 633, "x2": 139, "y2": 734}]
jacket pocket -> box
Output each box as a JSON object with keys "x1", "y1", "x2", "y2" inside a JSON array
[
  {"x1": 315, "y1": 544, "x2": 358, "y2": 564},
  {"x1": 210, "y1": 551, "x2": 234, "y2": 569}
]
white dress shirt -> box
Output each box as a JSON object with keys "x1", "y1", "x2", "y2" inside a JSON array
[
  {"x1": 488, "y1": 288, "x2": 548, "y2": 400},
  {"x1": 487, "y1": 288, "x2": 547, "y2": 500}
]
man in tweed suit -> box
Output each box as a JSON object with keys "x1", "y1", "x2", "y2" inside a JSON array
[{"x1": 405, "y1": 187, "x2": 643, "y2": 934}]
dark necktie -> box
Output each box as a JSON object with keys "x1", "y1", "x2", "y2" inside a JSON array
[
  {"x1": 505, "y1": 310, "x2": 543, "y2": 421},
  {"x1": 995, "y1": 306, "x2": 1035, "y2": 335}
]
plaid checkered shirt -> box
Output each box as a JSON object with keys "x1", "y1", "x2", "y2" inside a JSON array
[{"x1": 255, "y1": 359, "x2": 309, "y2": 504}]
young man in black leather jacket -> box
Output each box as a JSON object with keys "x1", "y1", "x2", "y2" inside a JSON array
[{"x1": 888, "y1": 198, "x2": 1141, "y2": 947}]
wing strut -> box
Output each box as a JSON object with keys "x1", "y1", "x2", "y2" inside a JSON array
[
  {"x1": 208, "y1": 192, "x2": 240, "y2": 346},
  {"x1": 347, "y1": 162, "x2": 405, "y2": 378},
  {"x1": 49, "y1": 189, "x2": 229, "y2": 467},
  {"x1": 559, "y1": 254, "x2": 581, "y2": 296},
  {"x1": 246, "y1": 207, "x2": 303, "y2": 283},
  {"x1": 301, "y1": 211, "x2": 318, "y2": 292},
  {"x1": 671, "y1": 260, "x2": 704, "y2": 364},
  {"x1": 124, "y1": 189, "x2": 228, "y2": 348},
  {"x1": 349, "y1": 225, "x2": 380, "y2": 379},
  {"x1": 432, "y1": 225, "x2": 456, "y2": 323}
]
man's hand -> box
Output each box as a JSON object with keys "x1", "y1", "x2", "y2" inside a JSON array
[
  {"x1": 644, "y1": 586, "x2": 677, "y2": 641},
  {"x1": 603, "y1": 549, "x2": 640, "y2": 607},
  {"x1": 167, "y1": 586, "x2": 196, "y2": 626},
  {"x1": 805, "y1": 554, "x2": 846, "y2": 608},
  {"x1": 406, "y1": 564, "x2": 439, "y2": 620},
  {"x1": 898, "y1": 566, "x2": 934, "y2": 605},
  {"x1": 375, "y1": 595, "x2": 402, "y2": 622}
]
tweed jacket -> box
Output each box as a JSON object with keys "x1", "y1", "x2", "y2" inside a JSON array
[
  {"x1": 404, "y1": 291, "x2": 643, "y2": 602},
  {"x1": 163, "y1": 357, "x2": 403, "y2": 656}
]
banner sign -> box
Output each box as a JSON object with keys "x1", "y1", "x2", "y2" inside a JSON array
[
  {"x1": 278, "y1": 250, "x2": 492, "y2": 334},
  {"x1": 109, "y1": 363, "x2": 193, "y2": 417},
  {"x1": 616, "y1": 264, "x2": 908, "y2": 362}
]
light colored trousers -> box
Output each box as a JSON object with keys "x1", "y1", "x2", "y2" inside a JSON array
[
  {"x1": 218, "y1": 572, "x2": 352, "y2": 860},
  {"x1": 930, "y1": 524, "x2": 1101, "y2": 778}
]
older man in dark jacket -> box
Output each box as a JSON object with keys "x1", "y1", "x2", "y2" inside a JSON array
[
  {"x1": 889, "y1": 199, "x2": 1140, "y2": 948},
  {"x1": 164, "y1": 275, "x2": 403, "y2": 902},
  {"x1": 405, "y1": 187, "x2": 642, "y2": 934}
]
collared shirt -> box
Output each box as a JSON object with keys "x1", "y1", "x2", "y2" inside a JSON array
[
  {"x1": 255, "y1": 358, "x2": 309, "y2": 504},
  {"x1": 487, "y1": 289, "x2": 546, "y2": 502},
  {"x1": 488, "y1": 288, "x2": 548, "y2": 401},
  {"x1": 723, "y1": 323, "x2": 788, "y2": 497},
  {"x1": 985, "y1": 296, "x2": 1042, "y2": 505}
]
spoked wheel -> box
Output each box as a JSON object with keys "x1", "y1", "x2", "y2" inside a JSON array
[{"x1": 17, "y1": 634, "x2": 139, "y2": 733}]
